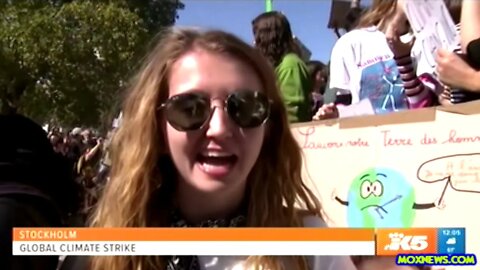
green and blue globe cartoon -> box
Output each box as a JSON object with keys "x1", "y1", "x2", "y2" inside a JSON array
[{"x1": 333, "y1": 167, "x2": 443, "y2": 228}]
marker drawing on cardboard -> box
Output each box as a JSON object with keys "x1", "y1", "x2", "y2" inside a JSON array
[
  {"x1": 332, "y1": 167, "x2": 444, "y2": 228},
  {"x1": 291, "y1": 100, "x2": 480, "y2": 269},
  {"x1": 417, "y1": 153, "x2": 480, "y2": 194}
]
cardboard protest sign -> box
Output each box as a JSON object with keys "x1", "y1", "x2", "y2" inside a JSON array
[
  {"x1": 403, "y1": 0, "x2": 460, "y2": 76},
  {"x1": 292, "y1": 101, "x2": 480, "y2": 269}
]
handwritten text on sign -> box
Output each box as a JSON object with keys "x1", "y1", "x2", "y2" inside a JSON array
[
  {"x1": 403, "y1": 0, "x2": 459, "y2": 75},
  {"x1": 299, "y1": 127, "x2": 480, "y2": 150},
  {"x1": 417, "y1": 154, "x2": 480, "y2": 193}
]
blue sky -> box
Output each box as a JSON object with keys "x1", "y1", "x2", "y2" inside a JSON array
[{"x1": 175, "y1": 0, "x2": 345, "y2": 63}]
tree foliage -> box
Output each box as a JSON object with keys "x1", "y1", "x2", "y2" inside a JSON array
[
  {"x1": 0, "y1": 0, "x2": 184, "y2": 127},
  {"x1": 123, "y1": 0, "x2": 185, "y2": 34}
]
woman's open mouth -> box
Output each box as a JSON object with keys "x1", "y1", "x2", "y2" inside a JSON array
[{"x1": 196, "y1": 152, "x2": 238, "y2": 179}]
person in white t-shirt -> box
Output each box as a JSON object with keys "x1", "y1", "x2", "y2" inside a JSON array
[{"x1": 314, "y1": 0, "x2": 437, "y2": 120}]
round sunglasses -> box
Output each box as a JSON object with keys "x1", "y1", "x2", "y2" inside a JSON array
[{"x1": 158, "y1": 91, "x2": 272, "y2": 131}]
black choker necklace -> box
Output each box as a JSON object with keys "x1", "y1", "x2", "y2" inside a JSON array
[
  {"x1": 166, "y1": 211, "x2": 247, "y2": 270},
  {"x1": 170, "y1": 209, "x2": 247, "y2": 228}
]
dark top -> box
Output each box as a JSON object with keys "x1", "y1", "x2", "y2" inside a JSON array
[
  {"x1": 467, "y1": 37, "x2": 480, "y2": 69},
  {"x1": 450, "y1": 38, "x2": 480, "y2": 104},
  {"x1": 0, "y1": 113, "x2": 81, "y2": 269},
  {"x1": 0, "y1": 194, "x2": 61, "y2": 270},
  {"x1": 59, "y1": 255, "x2": 89, "y2": 270}
]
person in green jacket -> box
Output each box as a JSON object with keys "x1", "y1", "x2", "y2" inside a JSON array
[{"x1": 252, "y1": 11, "x2": 312, "y2": 123}]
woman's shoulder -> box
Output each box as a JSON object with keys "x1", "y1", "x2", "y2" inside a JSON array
[
  {"x1": 294, "y1": 209, "x2": 328, "y2": 228},
  {"x1": 297, "y1": 211, "x2": 358, "y2": 270},
  {"x1": 302, "y1": 214, "x2": 328, "y2": 228},
  {"x1": 333, "y1": 27, "x2": 383, "y2": 48},
  {"x1": 278, "y1": 53, "x2": 306, "y2": 67}
]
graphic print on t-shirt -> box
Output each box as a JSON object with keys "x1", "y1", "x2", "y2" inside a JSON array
[{"x1": 359, "y1": 59, "x2": 408, "y2": 114}]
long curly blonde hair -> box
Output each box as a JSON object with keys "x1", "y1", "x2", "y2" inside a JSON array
[
  {"x1": 89, "y1": 27, "x2": 323, "y2": 270},
  {"x1": 355, "y1": 0, "x2": 398, "y2": 31}
]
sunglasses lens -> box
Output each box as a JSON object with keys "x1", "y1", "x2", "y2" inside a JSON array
[
  {"x1": 164, "y1": 93, "x2": 211, "y2": 131},
  {"x1": 227, "y1": 91, "x2": 270, "y2": 128}
]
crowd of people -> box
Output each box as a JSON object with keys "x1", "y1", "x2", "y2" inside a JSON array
[
  {"x1": 46, "y1": 126, "x2": 113, "y2": 222},
  {"x1": 1, "y1": 0, "x2": 479, "y2": 269},
  {"x1": 252, "y1": 0, "x2": 479, "y2": 125}
]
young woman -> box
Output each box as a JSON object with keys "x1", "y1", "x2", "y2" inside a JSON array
[
  {"x1": 307, "y1": 60, "x2": 329, "y2": 115},
  {"x1": 60, "y1": 28, "x2": 356, "y2": 270},
  {"x1": 252, "y1": 11, "x2": 312, "y2": 123},
  {"x1": 315, "y1": 0, "x2": 436, "y2": 120}
]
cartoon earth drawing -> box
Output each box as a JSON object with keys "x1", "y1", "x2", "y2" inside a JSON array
[{"x1": 333, "y1": 167, "x2": 441, "y2": 228}]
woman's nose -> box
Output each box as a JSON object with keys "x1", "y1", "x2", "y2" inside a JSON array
[{"x1": 205, "y1": 104, "x2": 234, "y2": 139}]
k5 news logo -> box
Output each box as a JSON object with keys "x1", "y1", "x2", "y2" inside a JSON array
[
  {"x1": 384, "y1": 233, "x2": 428, "y2": 251},
  {"x1": 376, "y1": 228, "x2": 438, "y2": 255}
]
